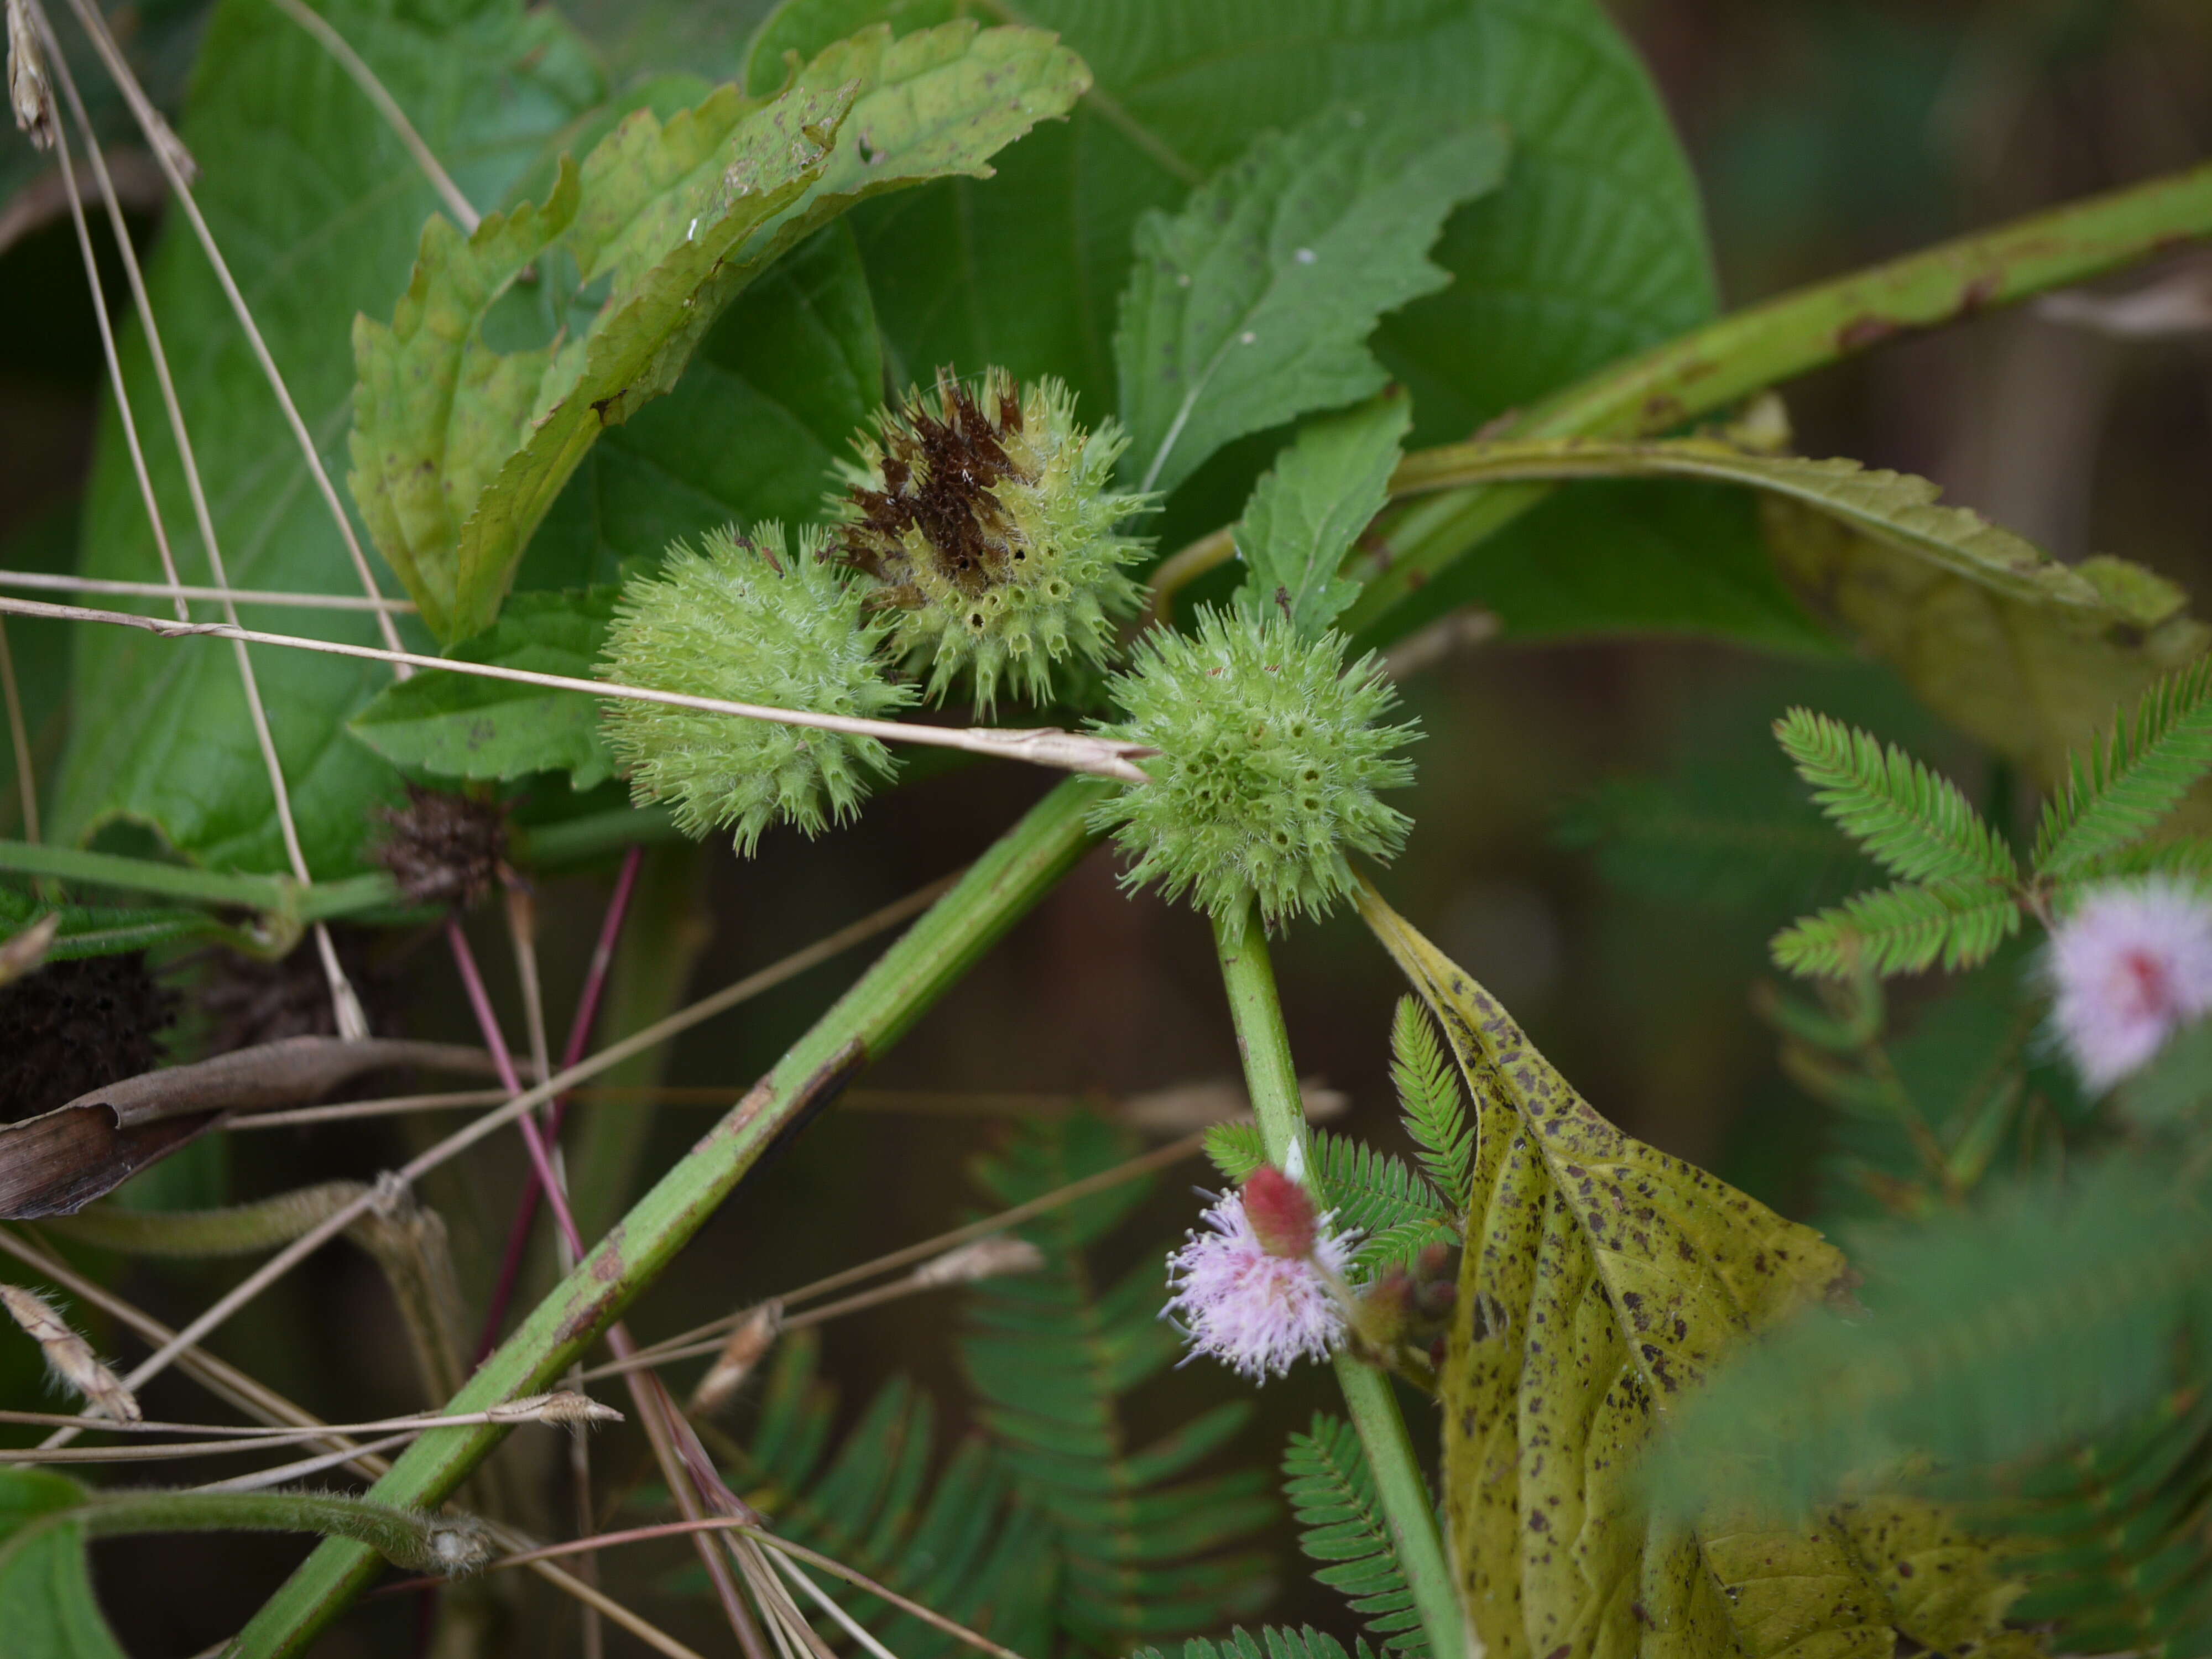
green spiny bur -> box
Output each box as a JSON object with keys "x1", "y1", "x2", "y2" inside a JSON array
[
  {"x1": 598, "y1": 522, "x2": 911, "y2": 854},
  {"x1": 832, "y1": 367, "x2": 1149, "y2": 713},
  {"x1": 1088, "y1": 608, "x2": 1416, "y2": 928}
]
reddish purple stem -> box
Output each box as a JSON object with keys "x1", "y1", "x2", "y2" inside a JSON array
[{"x1": 466, "y1": 847, "x2": 644, "y2": 1359}]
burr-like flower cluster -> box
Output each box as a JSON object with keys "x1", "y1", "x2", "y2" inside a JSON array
[
  {"x1": 2047, "y1": 879, "x2": 2212, "y2": 1090},
  {"x1": 832, "y1": 367, "x2": 1147, "y2": 712},
  {"x1": 1088, "y1": 609, "x2": 1418, "y2": 927},
  {"x1": 598, "y1": 523, "x2": 912, "y2": 854}
]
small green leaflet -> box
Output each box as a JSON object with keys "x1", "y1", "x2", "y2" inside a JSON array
[
  {"x1": 351, "y1": 22, "x2": 1090, "y2": 643},
  {"x1": 348, "y1": 589, "x2": 617, "y2": 789},
  {"x1": 1232, "y1": 390, "x2": 1409, "y2": 639},
  {"x1": 1114, "y1": 108, "x2": 1508, "y2": 499},
  {"x1": 0, "y1": 1470, "x2": 125, "y2": 1659}
]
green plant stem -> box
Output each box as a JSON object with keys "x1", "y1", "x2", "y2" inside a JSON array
[
  {"x1": 1211, "y1": 899, "x2": 1466, "y2": 1659},
  {"x1": 0, "y1": 837, "x2": 402, "y2": 927},
  {"x1": 1340, "y1": 156, "x2": 2212, "y2": 642},
  {"x1": 233, "y1": 776, "x2": 1112, "y2": 1658},
  {"x1": 70, "y1": 1486, "x2": 473, "y2": 1573},
  {"x1": 509, "y1": 803, "x2": 680, "y2": 869}
]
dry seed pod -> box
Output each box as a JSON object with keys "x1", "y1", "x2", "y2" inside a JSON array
[
  {"x1": 911, "y1": 1235, "x2": 1045, "y2": 1286},
  {"x1": 0, "y1": 1283, "x2": 140, "y2": 1423},
  {"x1": 688, "y1": 1300, "x2": 783, "y2": 1419}
]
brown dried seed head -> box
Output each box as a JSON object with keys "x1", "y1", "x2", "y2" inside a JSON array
[
  {"x1": 911, "y1": 1235, "x2": 1045, "y2": 1286},
  {"x1": 1, "y1": 1284, "x2": 140, "y2": 1423},
  {"x1": 372, "y1": 785, "x2": 509, "y2": 909},
  {"x1": 687, "y1": 1300, "x2": 783, "y2": 1419},
  {"x1": 7, "y1": 0, "x2": 55, "y2": 152},
  {"x1": 199, "y1": 925, "x2": 397, "y2": 1052},
  {"x1": 0, "y1": 952, "x2": 175, "y2": 1124},
  {"x1": 498, "y1": 1390, "x2": 624, "y2": 1428}
]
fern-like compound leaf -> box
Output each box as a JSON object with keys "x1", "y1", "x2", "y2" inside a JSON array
[
  {"x1": 1650, "y1": 1152, "x2": 2212, "y2": 1521},
  {"x1": 2036, "y1": 660, "x2": 2212, "y2": 877},
  {"x1": 1390, "y1": 998, "x2": 1472, "y2": 1211},
  {"x1": 2003, "y1": 1387, "x2": 2212, "y2": 1656},
  {"x1": 1282, "y1": 1415, "x2": 1423, "y2": 1655},
  {"x1": 1775, "y1": 707, "x2": 2017, "y2": 886},
  {"x1": 1203, "y1": 1124, "x2": 1454, "y2": 1274},
  {"x1": 1771, "y1": 879, "x2": 2023, "y2": 979},
  {"x1": 963, "y1": 1112, "x2": 1275, "y2": 1650},
  {"x1": 1133, "y1": 1626, "x2": 1376, "y2": 1659},
  {"x1": 718, "y1": 1331, "x2": 1055, "y2": 1659}
]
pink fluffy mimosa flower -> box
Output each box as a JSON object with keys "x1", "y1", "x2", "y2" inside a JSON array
[
  {"x1": 2048, "y1": 880, "x2": 2212, "y2": 1090},
  {"x1": 1165, "y1": 1165, "x2": 1354, "y2": 1382}
]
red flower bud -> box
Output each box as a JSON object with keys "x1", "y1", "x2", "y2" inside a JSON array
[{"x1": 1241, "y1": 1165, "x2": 1318, "y2": 1259}]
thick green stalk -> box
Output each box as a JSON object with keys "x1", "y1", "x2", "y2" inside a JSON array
[
  {"x1": 1211, "y1": 900, "x2": 1467, "y2": 1659},
  {"x1": 1341, "y1": 156, "x2": 2212, "y2": 641},
  {"x1": 233, "y1": 778, "x2": 1110, "y2": 1657}
]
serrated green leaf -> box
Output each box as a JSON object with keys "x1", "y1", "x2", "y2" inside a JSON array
[
  {"x1": 1766, "y1": 493, "x2": 2212, "y2": 792},
  {"x1": 1232, "y1": 392, "x2": 1408, "y2": 639},
  {"x1": 1115, "y1": 109, "x2": 1505, "y2": 498},
  {"x1": 50, "y1": 0, "x2": 604, "y2": 877},
  {"x1": 0, "y1": 1472, "x2": 124, "y2": 1659},
  {"x1": 1355, "y1": 880, "x2": 2020, "y2": 1659},
  {"x1": 2035, "y1": 660, "x2": 2212, "y2": 877},
  {"x1": 1773, "y1": 708, "x2": 2015, "y2": 886},
  {"x1": 519, "y1": 221, "x2": 885, "y2": 589},
  {"x1": 347, "y1": 588, "x2": 617, "y2": 789},
  {"x1": 1772, "y1": 880, "x2": 2023, "y2": 979},
  {"x1": 746, "y1": 0, "x2": 1717, "y2": 458},
  {"x1": 352, "y1": 21, "x2": 1090, "y2": 642}
]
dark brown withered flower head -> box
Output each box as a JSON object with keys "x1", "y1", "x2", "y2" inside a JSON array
[
  {"x1": 0, "y1": 953, "x2": 175, "y2": 1123},
  {"x1": 372, "y1": 785, "x2": 509, "y2": 909},
  {"x1": 199, "y1": 926, "x2": 399, "y2": 1052},
  {"x1": 831, "y1": 366, "x2": 1147, "y2": 712}
]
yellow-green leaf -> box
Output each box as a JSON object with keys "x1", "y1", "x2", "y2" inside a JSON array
[
  {"x1": 1764, "y1": 495, "x2": 2210, "y2": 789},
  {"x1": 1354, "y1": 880, "x2": 2027, "y2": 1659},
  {"x1": 349, "y1": 22, "x2": 1091, "y2": 642}
]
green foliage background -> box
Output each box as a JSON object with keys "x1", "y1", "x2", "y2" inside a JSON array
[{"x1": 1, "y1": 0, "x2": 2209, "y2": 1654}]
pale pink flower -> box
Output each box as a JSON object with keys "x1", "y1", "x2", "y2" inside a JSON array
[
  {"x1": 2048, "y1": 880, "x2": 2212, "y2": 1089},
  {"x1": 1164, "y1": 1167, "x2": 1354, "y2": 1381}
]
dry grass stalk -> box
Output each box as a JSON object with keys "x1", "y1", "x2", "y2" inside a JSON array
[{"x1": 1, "y1": 1282, "x2": 139, "y2": 1422}]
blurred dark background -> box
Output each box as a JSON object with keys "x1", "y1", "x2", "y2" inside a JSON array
[{"x1": 2, "y1": 0, "x2": 2210, "y2": 1653}]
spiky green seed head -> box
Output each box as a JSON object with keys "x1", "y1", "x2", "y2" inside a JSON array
[
  {"x1": 598, "y1": 523, "x2": 912, "y2": 855},
  {"x1": 831, "y1": 367, "x2": 1148, "y2": 714},
  {"x1": 1087, "y1": 608, "x2": 1418, "y2": 927}
]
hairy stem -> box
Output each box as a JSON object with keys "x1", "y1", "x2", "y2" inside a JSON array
[
  {"x1": 1211, "y1": 900, "x2": 1467, "y2": 1659},
  {"x1": 70, "y1": 1486, "x2": 479, "y2": 1574},
  {"x1": 232, "y1": 778, "x2": 1111, "y2": 1657},
  {"x1": 1340, "y1": 156, "x2": 2212, "y2": 641}
]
